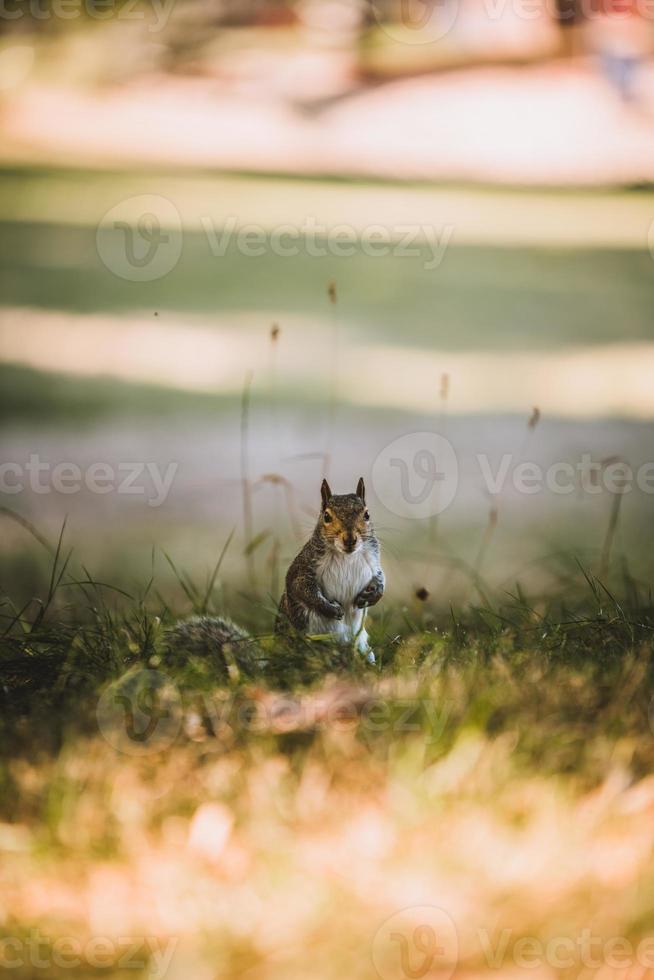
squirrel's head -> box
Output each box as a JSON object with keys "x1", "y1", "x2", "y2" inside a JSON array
[{"x1": 318, "y1": 477, "x2": 371, "y2": 555}]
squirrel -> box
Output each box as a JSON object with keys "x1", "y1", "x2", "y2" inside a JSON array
[
  {"x1": 275, "y1": 477, "x2": 385, "y2": 662},
  {"x1": 162, "y1": 478, "x2": 384, "y2": 666}
]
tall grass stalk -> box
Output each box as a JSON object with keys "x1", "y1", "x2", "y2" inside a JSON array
[
  {"x1": 256, "y1": 474, "x2": 303, "y2": 542},
  {"x1": 429, "y1": 371, "x2": 450, "y2": 545},
  {"x1": 599, "y1": 477, "x2": 627, "y2": 581},
  {"x1": 268, "y1": 324, "x2": 283, "y2": 544},
  {"x1": 0, "y1": 506, "x2": 54, "y2": 556},
  {"x1": 468, "y1": 406, "x2": 541, "y2": 603},
  {"x1": 269, "y1": 323, "x2": 280, "y2": 438},
  {"x1": 240, "y1": 370, "x2": 256, "y2": 590},
  {"x1": 325, "y1": 279, "x2": 338, "y2": 481},
  {"x1": 269, "y1": 535, "x2": 280, "y2": 604},
  {"x1": 472, "y1": 503, "x2": 498, "y2": 585}
]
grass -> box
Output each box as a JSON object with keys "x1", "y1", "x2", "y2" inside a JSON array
[{"x1": 2, "y1": 537, "x2": 654, "y2": 979}]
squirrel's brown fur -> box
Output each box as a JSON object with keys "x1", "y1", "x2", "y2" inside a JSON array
[
  {"x1": 275, "y1": 478, "x2": 384, "y2": 658},
  {"x1": 163, "y1": 616, "x2": 256, "y2": 674}
]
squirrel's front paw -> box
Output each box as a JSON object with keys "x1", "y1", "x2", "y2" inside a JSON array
[
  {"x1": 324, "y1": 600, "x2": 344, "y2": 620},
  {"x1": 355, "y1": 579, "x2": 384, "y2": 609}
]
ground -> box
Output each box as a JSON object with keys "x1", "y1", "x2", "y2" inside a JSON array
[{"x1": 2, "y1": 564, "x2": 654, "y2": 980}]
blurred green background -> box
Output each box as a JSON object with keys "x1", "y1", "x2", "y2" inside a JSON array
[{"x1": 1, "y1": 1, "x2": 654, "y2": 615}]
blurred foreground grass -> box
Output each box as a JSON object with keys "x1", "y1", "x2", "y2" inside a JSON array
[{"x1": 2, "y1": 549, "x2": 654, "y2": 979}]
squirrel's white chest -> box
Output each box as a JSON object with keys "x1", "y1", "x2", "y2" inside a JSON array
[
  {"x1": 309, "y1": 546, "x2": 376, "y2": 655},
  {"x1": 307, "y1": 543, "x2": 378, "y2": 659},
  {"x1": 315, "y1": 548, "x2": 374, "y2": 609}
]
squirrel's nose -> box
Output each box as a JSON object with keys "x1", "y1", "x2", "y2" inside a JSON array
[{"x1": 343, "y1": 533, "x2": 357, "y2": 552}]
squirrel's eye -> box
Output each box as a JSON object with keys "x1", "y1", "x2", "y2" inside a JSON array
[
  {"x1": 364, "y1": 510, "x2": 370, "y2": 521},
  {"x1": 323, "y1": 512, "x2": 332, "y2": 524}
]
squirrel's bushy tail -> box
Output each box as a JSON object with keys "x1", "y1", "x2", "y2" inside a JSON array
[{"x1": 163, "y1": 616, "x2": 257, "y2": 675}]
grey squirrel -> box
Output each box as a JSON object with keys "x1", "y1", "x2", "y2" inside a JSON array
[
  {"x1": 276, "y1": 477, "x2": 384, "y2": 661},
  {"x1": 164, "y1": 477, "x2": 385, "y2": 666}
]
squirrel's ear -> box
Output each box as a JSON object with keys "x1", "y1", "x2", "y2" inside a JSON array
[
  {"x1": 356, "y1": 477, "x2": 366, "y2": 503},
  {"x1": 320, "y1": 479, "x2": 332, "y2": 509}
]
